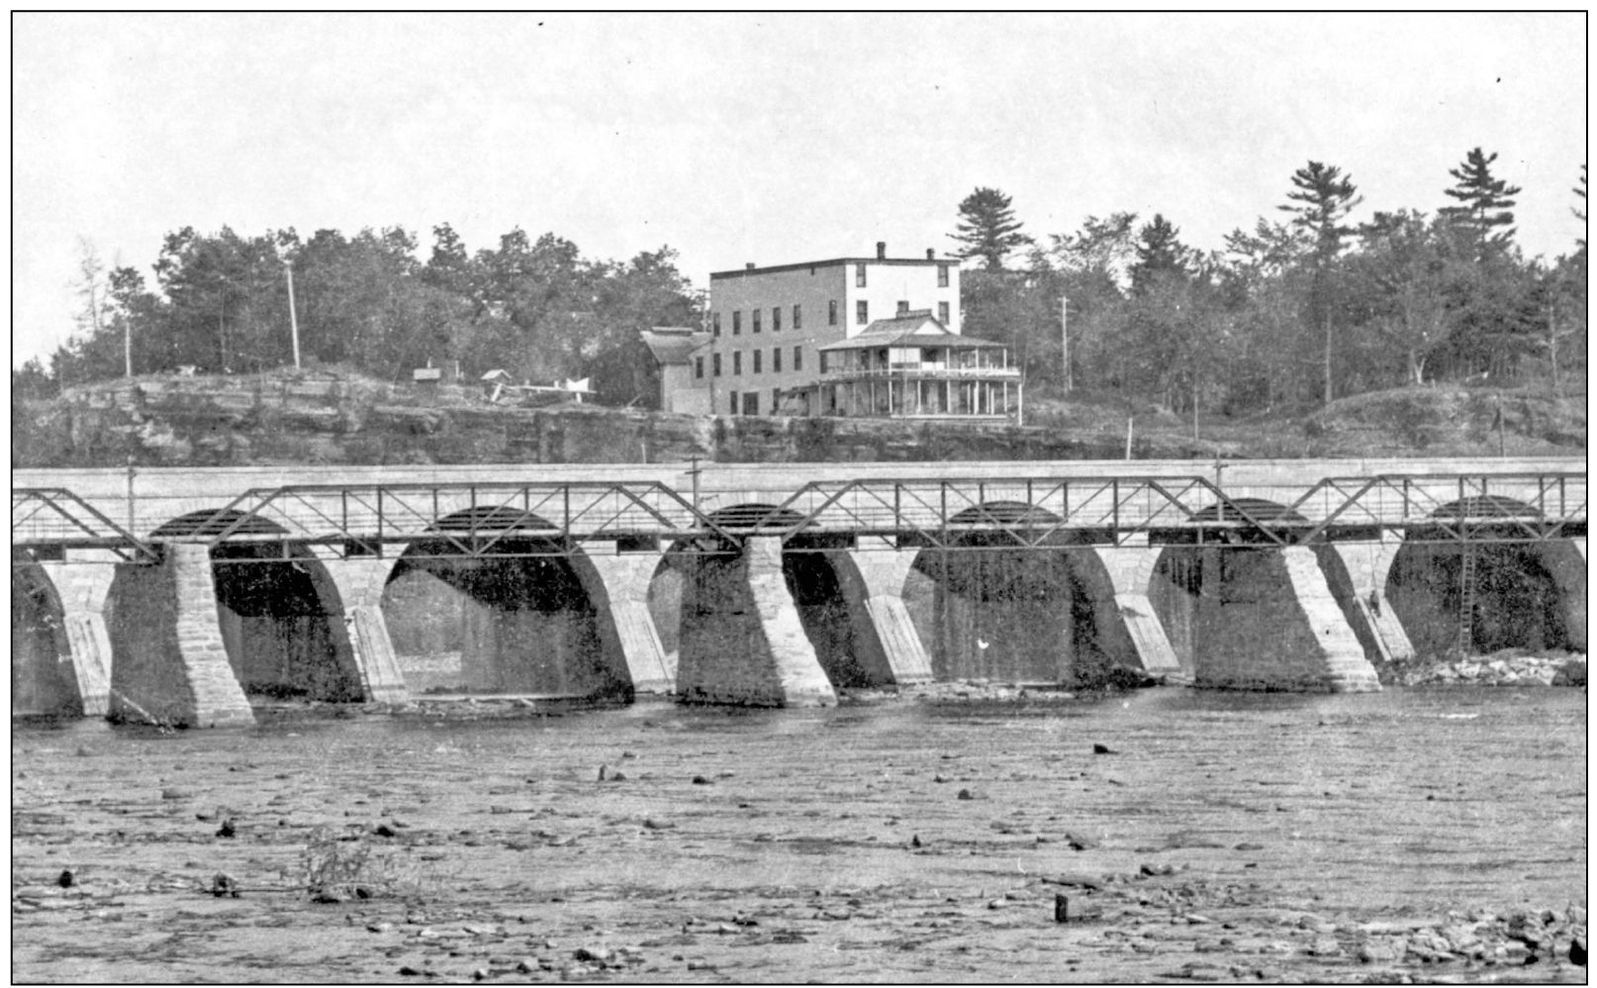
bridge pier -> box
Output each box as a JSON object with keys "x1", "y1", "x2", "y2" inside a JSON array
[
  {"x1": 322, "y1": 557, "x2": 409, "y2": 703},
  {"x1": 1162, "y1": 546, "x2": 1380, "y2": 693},
  {"x1": 1329, "y1": 535, "x2": 1415, "y2": 664},
  {"x1": 1092, "y1": 537, "x2": 1189, "y2": 682},
  {"x1": 676, "y1": 536, "x2": 836, "y2": 707},
  {"x1": 1542, "y1": 537, "x2": 1587, "y2": 652},
  {"x1": 841, "y1": 543, "x2": 933, "y2": 685},
  {"x1": 38, "y1": 562, "x2": 116, "y2": 716},
  {"x1": 108, "y1": 543, "x2": 254, "y2": 727},
  {"x1": 581, "y1": 544, "x2": 675, "y2": 695}
]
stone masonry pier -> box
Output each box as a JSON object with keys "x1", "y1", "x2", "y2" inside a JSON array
[{"x1": 11, "y1": 460, "x2": 1585, "y2": 715}]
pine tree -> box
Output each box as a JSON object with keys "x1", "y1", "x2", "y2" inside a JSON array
[
  {"x1": 1440, "y1": 147, "x2": 1522, "y2": 259},
  {"x1": 1279, "y1": 161, "x2": 1361, "y2": 406},
  {"x1": 1130, "y1": 214, "x2": 1189, "y2": 295},
  {"x1": 949, "y1": 187, "x2": 1034, "y2": 270},
  {"x1": 1573, "y1": 164, "x2": 1587, "y2": 250}
]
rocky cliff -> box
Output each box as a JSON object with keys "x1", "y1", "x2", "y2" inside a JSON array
[{"x1": 12, "y1": 369, "x2": 1230, "y2": 469}]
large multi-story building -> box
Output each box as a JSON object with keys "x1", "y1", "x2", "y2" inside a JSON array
[{"x1": 678, "y1": 242, "x2": 1019, "y2": 419}]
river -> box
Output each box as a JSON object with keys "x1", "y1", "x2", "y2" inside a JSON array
[{"x1": 10, "y1": 686, "x2": 1586, "y2": 983}]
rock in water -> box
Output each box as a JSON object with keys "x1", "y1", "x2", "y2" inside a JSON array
[
  {"x1": 216, "y1": 818, "x2": 236, "y2": 838},
  {"x1": 1092, "y1": 743, "x2": 1115, "y2": 755},
  {"x1": 56, "y1": 869, "x2": 74, "y2": 889}
]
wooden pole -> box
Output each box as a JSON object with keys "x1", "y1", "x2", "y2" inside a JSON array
[{"x1": 284, "y1": 261, "x2": 302, "y2": 371}]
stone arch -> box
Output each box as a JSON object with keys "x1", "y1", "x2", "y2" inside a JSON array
[
  {"x1": 673, "y1": 502, "x2": 895, "y2": 690},
  {"x1": 148, "y1": 510, "x2": 363, "y2": 702},
  {"x1": 904, "y1": 500, "x2": 1119, "y2": 686},
  {"x1": 1150, "y1": 498, "x2": 1373, "y2": 690},
  {"x1": 381, "y1": 508, "x2": 630, "y2": 699},
  {"x1": 1388, "y1": 497, "x2": 1583, "y2": 655},
  {"x1": 10, "y1": 554, "x2": 78, "y2": 716}
]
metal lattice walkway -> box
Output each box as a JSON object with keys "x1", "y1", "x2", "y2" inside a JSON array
[{"x1": 11, "y1": 472, "x2": 1586, "y2": 563}]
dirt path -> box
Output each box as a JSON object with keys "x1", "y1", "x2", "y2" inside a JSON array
[{"x1": 11, "y1": 687, "x2": 1587, "y2": 983}]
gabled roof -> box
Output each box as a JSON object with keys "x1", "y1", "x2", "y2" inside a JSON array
[
  {"x1": 819, "y1": 311, "x2": 1007, "y2": 352},
  {"x1": 639, "y1": 326, "x2": 711, "y2": 365}
]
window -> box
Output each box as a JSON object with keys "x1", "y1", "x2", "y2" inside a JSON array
[
  {"x1": 694, "y1": 356, "x2": 704, "y2": 379},
  {"x1": 855, "y1": 264, "x2": 867, "y2": 287},
  {"x1": 938, "y1": 301, "x2": 950, "y2": 325},
  {"x1": 712, "y1": 353, "x2": 722, "y2": 376},
  {"x1": 733, "y1": 310, "x2": 741, "y2": 335},
  {"x1": 897, "y1": 300, "x2": 909, "y2": 315},
  {"x1": 743, "y1": 393, "x2": 758, "y2": 416},
  {"x1": 733, "y1": 351, "x2": 742, "y2": 375},
  {"x1": 771, "y1": 306, "x2": 781, "y2": 332},
  {"x1": 937, "y1": 264, "x2": 949, "y2": 288},
  {"x1": 712, "y1": 312, "x2": 721, "y2": 336},
  {"x1": 729, "y1": 391, "x2": 738, "y2": 414},
  {"x1": 772, "y1": 347, "x2": 782, "y2": 373},
  {"x1": 772, "y1": 388, "x2": 781, "y2": 411},
  {"x1": 856, "y1": 300, "x2": 868, "y2": 325},
  {"x1": 753, "y1": 349, "x2": 762, "y2": 373},
  {"x1": 793, "y1": 346, "x2": 803, "y2": 371},
  {"x1": 752, "y1": 309, "x2": 761, "y2": 334},
  {"x1": 819, "y1": 350, "x2": 828, "y2": 373},
  {"x1": 828, "y1": 300, "x2": 838, "y2": 326},
  {"x1": 793, "y1": 304, "x2": 801, "y2": 330}
]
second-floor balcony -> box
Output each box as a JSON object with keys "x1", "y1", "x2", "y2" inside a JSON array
[{"x1": 819, "y1": 362, "x2": 1021, "y2": 383}]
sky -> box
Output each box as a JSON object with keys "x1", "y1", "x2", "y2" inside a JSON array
[{"x1": 10, "y1": 12, "x2": 1588, "y2": 368}]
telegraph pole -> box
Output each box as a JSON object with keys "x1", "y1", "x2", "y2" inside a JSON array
[
  {"x1": 1060, "y1": 294, "x2": 1070, "y2": 394},
  {"x1": 284, "y1": 260, "x2": 302, "y2": 370}
]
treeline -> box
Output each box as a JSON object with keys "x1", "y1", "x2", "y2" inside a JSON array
[
  {"x1": 22, "y1": 225, "x2": 702, "y2": 406},
  {"x1": 18, "y1": 148, "x2": 1588, "y2": 419},
  {"x1": 954, "y1": 151, "x2": 1587, "y2": 415}
]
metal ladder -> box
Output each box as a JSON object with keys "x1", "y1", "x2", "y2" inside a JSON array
[{"x1": 1457, "y1": 548, "x2": 1477, "y2": 653}]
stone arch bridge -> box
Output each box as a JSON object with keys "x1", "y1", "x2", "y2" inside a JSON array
[{"x1": 11, "y1": 459, "x2": 1586, "y2": 724}]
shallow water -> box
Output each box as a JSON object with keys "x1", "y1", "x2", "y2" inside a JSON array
[{"x1": 11, "y1": 687, "x2": 1587, "y2": 983}]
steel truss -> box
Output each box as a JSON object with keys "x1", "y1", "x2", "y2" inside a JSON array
[
  {"x1": 11, "y1": 488, "x2": 159, "y2": 563},
  {"x1": 11, "y1": 472, "x2": 1586, "y2": 565}
]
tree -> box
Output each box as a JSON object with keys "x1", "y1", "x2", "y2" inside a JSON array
[
  {"x1": 1574, "y1": 164, "x2": 1587, "y2": 250},
  {"x1": 949, "y1": 187, "x2": 1033, "y2": 270},
  {"x1": 1130, "y1": 214, "x2": 1190, "y2": 296},
  {"x1": 1279, "y1": 161, "x2": 1361, "y2": 405},
  {"x1": 1440, "y1": 147, "x2": 1522, "y2": 260},
  {"x1": 1350, "y1": 211, "x2": 1458, "y2": 385},
  {"x1": 71, "y1": 237, "x2": 110, "y2": 361}
]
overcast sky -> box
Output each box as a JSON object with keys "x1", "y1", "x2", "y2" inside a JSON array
[{"x1": 11, "y1": 12, "x2": 1588, "y2": 368}]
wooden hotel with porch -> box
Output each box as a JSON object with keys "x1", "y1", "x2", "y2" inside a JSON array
[{"x1": 660, "y1": 242, "x2": 1020, "y2": 420}]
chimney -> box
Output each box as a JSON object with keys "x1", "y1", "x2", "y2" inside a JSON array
[
  {"x1": 876, "y1": 241, "x2": 886, "y2": 260},
  {"x1": 926, "y1": 248, "x2": 935, "y2": 260},
  {"x1": 745, "y1": 262, "x2": 755, "y2": 270}
]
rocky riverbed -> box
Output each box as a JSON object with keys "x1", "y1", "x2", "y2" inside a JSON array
[
  {"x1": 11, "y1": 687, "x2": 1586, "y2": 983},
  {"x1": 1385, "y1": 650, "x2": 1587, "y2": 689}
]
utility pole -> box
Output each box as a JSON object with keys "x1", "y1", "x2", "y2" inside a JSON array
[
  {"x1": 284, "y1": 259, "x2": 302, "y2": 370},
  {"x1": 1060, "y1": 294, "x2": 1071, "y2": 394},
  {"x1": 124, "y1": 315, "x2": 132, "y2": 379}
]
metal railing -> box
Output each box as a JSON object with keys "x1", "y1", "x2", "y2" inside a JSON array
[{"x1": 12, "y1": 471, "x2": 1586, "y2": 562}]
